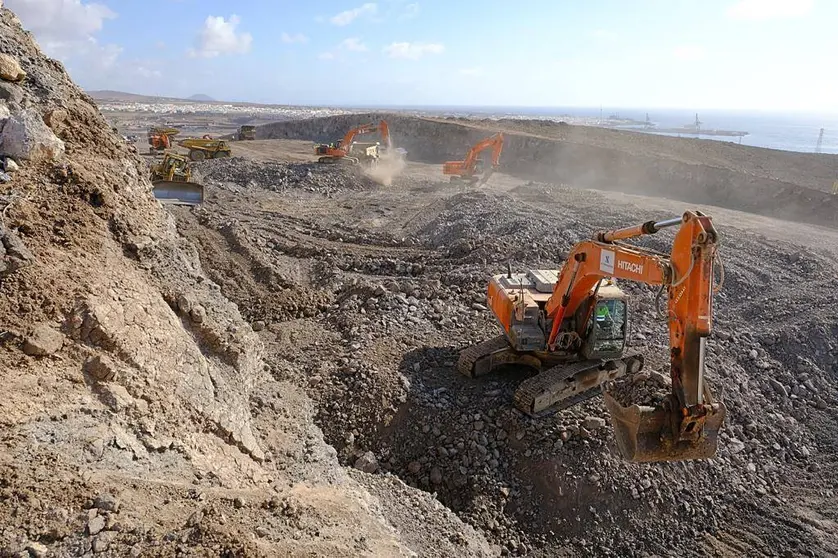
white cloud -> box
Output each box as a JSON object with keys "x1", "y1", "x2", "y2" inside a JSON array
[
  {"x1": 399, "y1": 3, "x2": 419, "y2": 20},
  {"x1": 189, "y1": 14, "x2": 252, "y2": 58},
  {"x1": 673, "y1": 45, "x2": 706, "y2": 61},
  {"x1": 6, "y1": 0, "x2": 120, "y2": 70},
  {"x1": 726, "y1": 0, "x2": 813, "y2": 20},
  {"x1": 591, "y1": 29, "x2": 617, "y2": 41},
  {"x1": 135, "y1": 66, "x2": 162, "y2": 79},
  {"x1": 459, "y1": 67, "x2": 484, "y2": 77},
  {"x1": 5, "y1": 0, "x2": 116, "y2": 45},
  {"x1": 339, "y1": 37, "x2": 368, "y2": 52},
  {"x1": 383, "y1": 41, "x2": 444, "y2": 60},
  {"x1": 330, "y1": 3, "x2": 377, "y2": 26},
  {"x1": 281, "y1": 32, "x2": 309, "y2": 44}
]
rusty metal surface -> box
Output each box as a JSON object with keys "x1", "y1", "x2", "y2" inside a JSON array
[{"x1": 604, "y1": 391, "x2": 727, "y2": 462}]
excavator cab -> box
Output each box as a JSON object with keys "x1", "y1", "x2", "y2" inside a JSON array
[{"x1": 580, "y1": 287, "x2": 628, "y2": 359}]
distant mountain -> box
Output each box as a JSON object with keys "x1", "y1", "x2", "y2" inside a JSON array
[
  {"x1": 87, "y1": 90, "x2": 163, "y2": 102},
  {"x1": 86, "y1": 90, "x2": 219, "y2": 103}
]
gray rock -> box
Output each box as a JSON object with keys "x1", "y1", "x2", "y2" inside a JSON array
[
  {"x1": 99, "y1": 383, "x2": 135, "y2": 412},
  {"x1": 87, "y1": 515, "x2": 106, "y2": 535},
  {"x1": 186, "y1": 509, "x2": 204, "y2": 527},
  {"x1": 251, "y1": 320, "x2": 266, "y2": 332},
  {"x1": 0, "y1": 53, "x2": 25, "y2": 82},
  {"x1": 407, "y1": 461, "x2": 421, "y2": 474},
  {"x1": 769, "y1": 378, "x2": 788, "y2": 398},
  {"x1": 1, "y1": 226, "x2": 33, "y2": 273},
  {"x1": 0, "y1": 82, "x2": 23, "y2": 103},
  {"x1": 92, "y1": 533, "x2": 114, "y2": 553},
  {"x1": 430, "y1": 466, "x2": 443, "y2": 485},
  {"x1": 728, "y1": 438, "x2": 746, "y2": 455},
  {"x1": 0, "y1": 109, "x2": 65, "y2": 161},
  {"x1": 353, "y1": 451, "x2": 378, "y2": 473},
  {"x1": 22, "y1": 324, "x2": 64, "y2": 356},
  {"x1": 190, "y1": 305, "x2": 207, "y2": 324},
  {"x1": 3, "y1": 157, "x2": 19, "y2": 172},
  {"x1": 84, "y1": 355, "x2": 117, "y2": 382},
  {"x1": 94, "y1": 493, "x2": 120, "y2": 513},
  {"x1": 25, "y1": 542, "x2": 48, "y2": 558},
  {"x1": 582, "y1": 416, "x2": 607, "y2": 431}
]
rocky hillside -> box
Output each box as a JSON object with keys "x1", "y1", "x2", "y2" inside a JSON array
[
  {"x1": 260, "y1": 113, "x2": 838, "y2": 229},
  {"x1": 0, "y1": 7, "x2": 494, "y2": 557}
]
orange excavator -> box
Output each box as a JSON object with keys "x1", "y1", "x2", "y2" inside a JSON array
[
  {"x1": 458, "y1": 211, "x2": 726, "y2": 462},
  {"x1": 315, "y1": 120, "x2": 392, "y2": 164},
  {"x1": 147, "y1": 127, "x2": 180, "y2": 153},
  {"x1": 443, "y1": 132, "x2": 503, "y2": 185}
]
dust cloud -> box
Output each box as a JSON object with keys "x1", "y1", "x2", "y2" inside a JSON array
[{"x1": 364, "y1": 151, "x2": 407, "y2": 186}]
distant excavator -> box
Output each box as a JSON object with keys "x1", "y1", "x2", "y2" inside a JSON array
[
  {"x1": 458, "y1": 211, "x2": 726, "y2": 462},
  {"x1": 147, "y1": 127, "x2": 180, "y2": 153},
  {"x1": 443, "y1": 133, "x2": 503, "y2": 185},
  {"x1": 315, "y1": 120, "x2": 392, "y2": 165}
]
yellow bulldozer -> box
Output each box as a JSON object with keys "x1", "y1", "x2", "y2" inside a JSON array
[{"x1": 150, "y1": 153, "x2": 204, "y2": 206}]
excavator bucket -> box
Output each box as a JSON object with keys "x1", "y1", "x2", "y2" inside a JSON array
[
  {"x1": 152, "y1": 180, "x2": 205, "y2": 206},
  {"x1": 603, "y1": 392, "x2": 727, "y2": 462}
]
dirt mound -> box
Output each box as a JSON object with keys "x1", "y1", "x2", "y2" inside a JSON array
[
  {"x1": 194, "y1": 156, "x2": 379, "y2": 197},
  {"x1": 0, "y1": 7, "x2": 494, "y2": 557},
  {"x1": 260, "y1": 113, "x2": 838, "y2": 229}
]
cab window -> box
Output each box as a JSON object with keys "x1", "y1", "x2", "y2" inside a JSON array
[{"x1": 592, "y1": 299, "x2": 626, "y2": 352}]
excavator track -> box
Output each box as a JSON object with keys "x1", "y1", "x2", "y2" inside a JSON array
[
  {"x1": 456, "y1": 335, "x2": 511, "y2": 377},
  {"x1": 513, "y1": 352, "x2": 644, "y2": 418}
]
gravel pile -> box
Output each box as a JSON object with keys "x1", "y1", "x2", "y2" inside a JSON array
[{"x1": 194, "y1": 157, "x2": 378, "y2": 197}]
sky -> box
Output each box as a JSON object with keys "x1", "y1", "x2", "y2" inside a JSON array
[{"x1": 4, "y1": 0, "x2": 838, "y2": 111}]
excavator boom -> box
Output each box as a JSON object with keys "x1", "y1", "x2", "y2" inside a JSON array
[
  {"x1": 443, "y1": 133, "x2": 504, "y2": 184},
  {"x1": 317, "y1": 120, "x2": 391, "y2": 164}
]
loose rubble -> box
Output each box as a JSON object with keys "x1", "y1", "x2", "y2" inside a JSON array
[
  {"x1": 173, "y1": 155, "x2": 838, "y2": 557},
  {"x1": 194, "y1": 156, "x2": 379, "y2": 197}
]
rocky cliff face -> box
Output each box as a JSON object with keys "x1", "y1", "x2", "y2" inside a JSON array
[
  {"x1": 0, "y1": 8, "x2": 494, "y2": 557},
  {"x1": 260, "y1": 113, "x2": 838, "y2": 229}
]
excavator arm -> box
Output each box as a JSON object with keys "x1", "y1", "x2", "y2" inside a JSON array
[
  {"x1": 340, "y1": 120, "x2": 391, "y2": 150},
  {"x1": 443, "y1": 133, "x2": 504, "y2": 182},
  {"x1": 544, "y1": 211, "x2": 725, "y2": 461}
]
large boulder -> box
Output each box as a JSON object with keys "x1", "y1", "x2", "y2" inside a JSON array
[
  {"x1": 0, "y1": 53, "x2": 25, "y2": 82},
  {"x1": 0, "y1": 108, "x2": 65, "y2": 161}
]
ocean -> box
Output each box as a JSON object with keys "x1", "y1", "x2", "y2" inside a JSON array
[{"x1": 369, "y1": 105, "x2": 838, "y2": 156}]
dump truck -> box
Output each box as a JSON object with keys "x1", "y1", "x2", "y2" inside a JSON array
[
  {"x1": 177, "y1": 137, "x2": 232, "y2": 161},
  {"x1": 238, "y1": 125, "x2": 256, "y2": 141}
]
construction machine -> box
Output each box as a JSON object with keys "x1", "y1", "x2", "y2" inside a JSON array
[
  {"x1": 147, "y1": 127, "x2": 180, "y2": 153},
  {"x1": 315, "y1": 120, "x2": 391, "y2": 164},
  {"x1": 443, "y1": 133, "x2": 503, "y2": 185},
  {"x1": 238, "y1": 125, "x2": 256, "y2": 141},
  {"x1": 177, "y1": 137, "x2": 232, "y2": 161},
  {"x1": 150, "y1": 153, "x2": 204, "y2": 206},
  {"x1": 458, "y1": 211, "x2": 726, "y2": 462}
]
